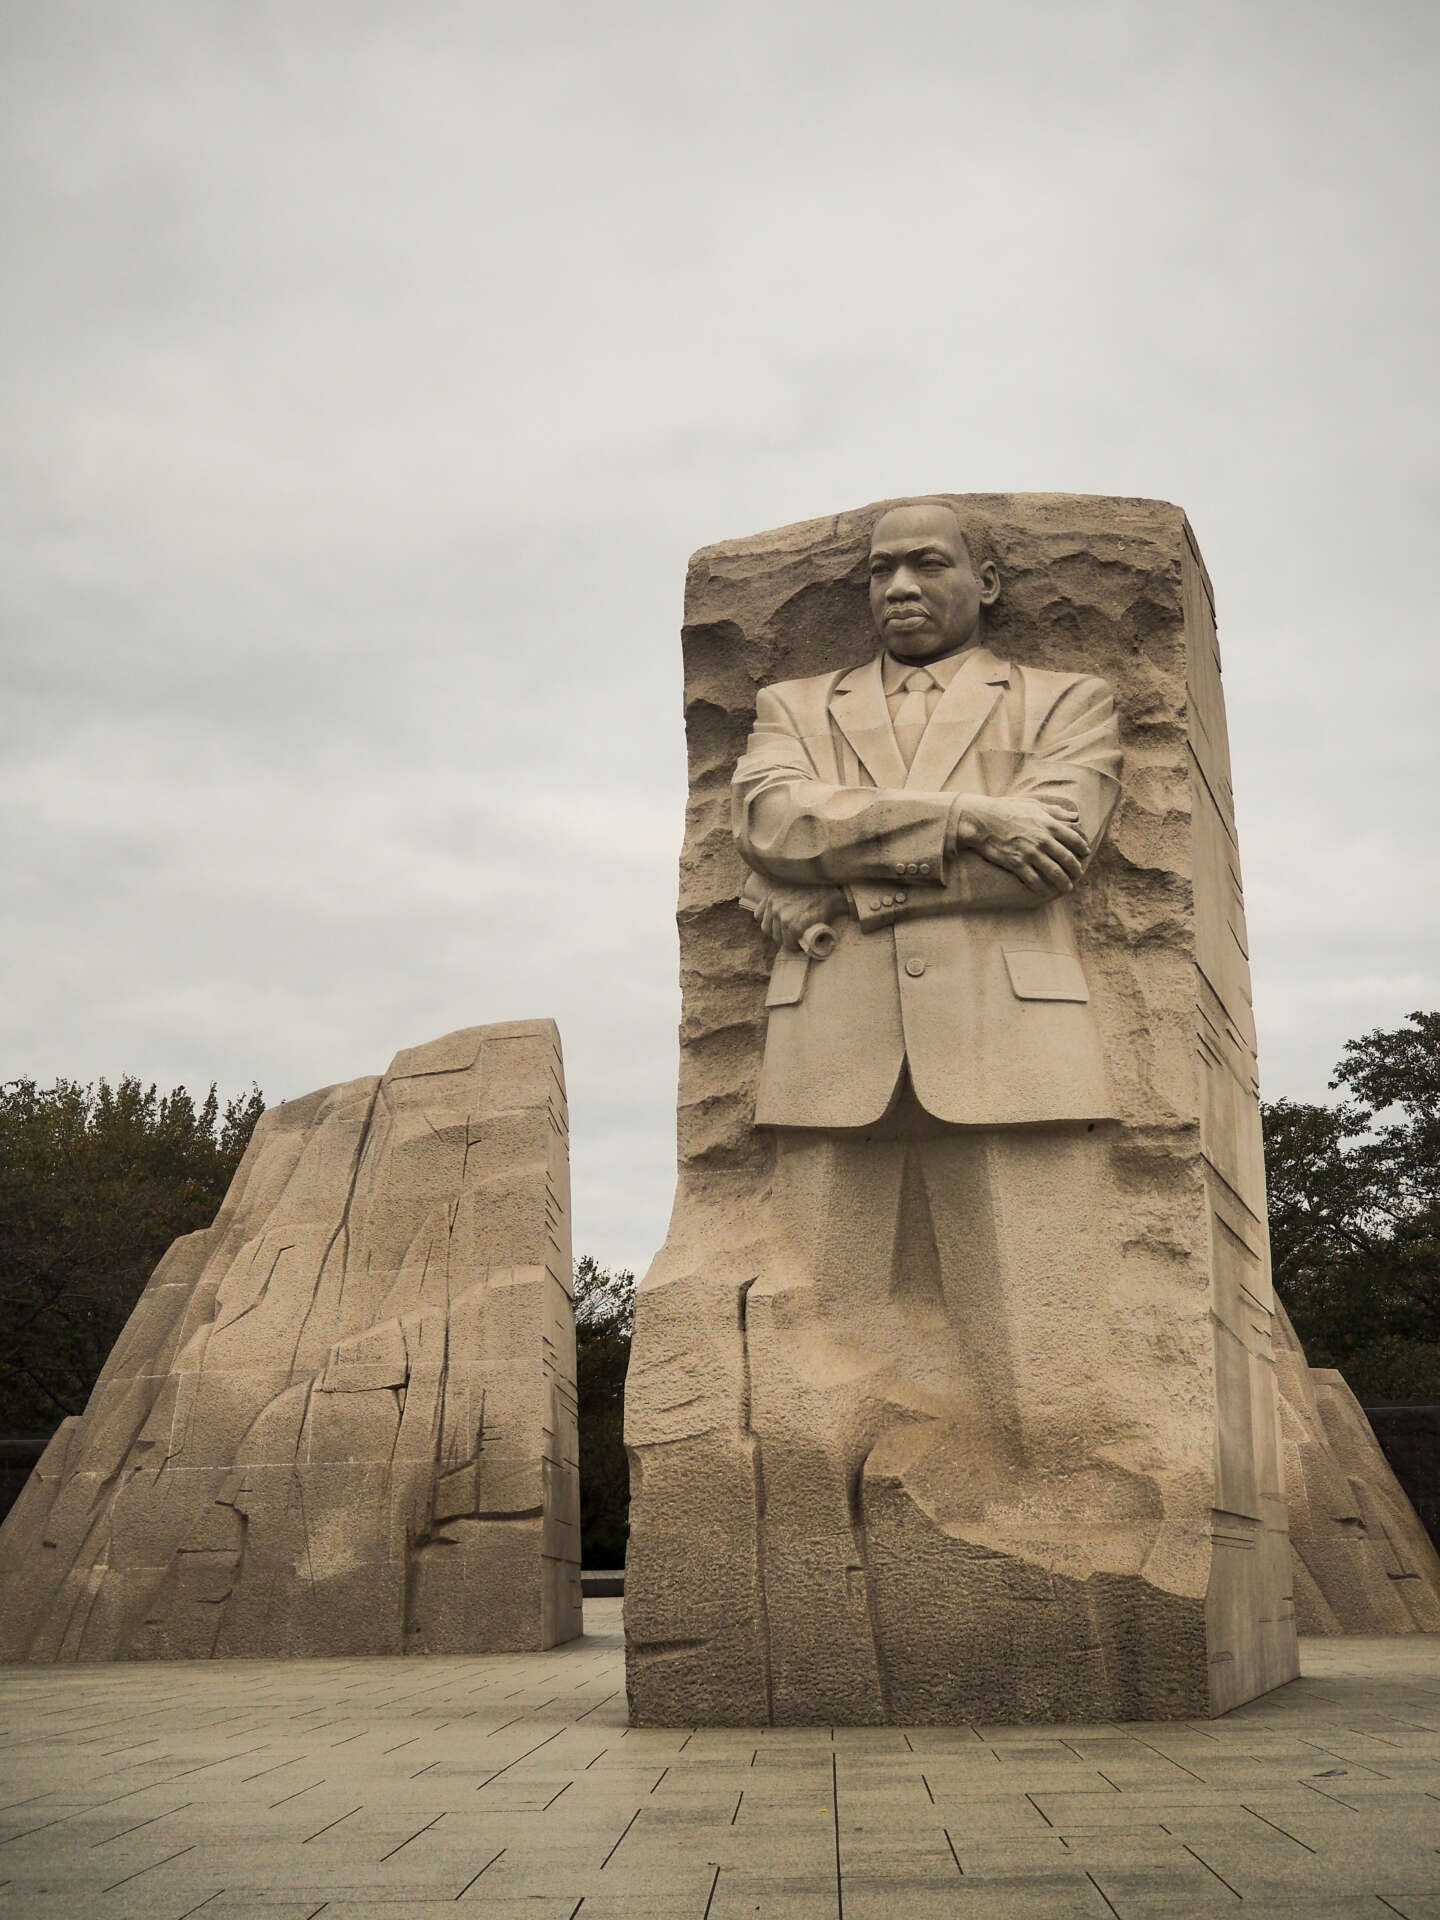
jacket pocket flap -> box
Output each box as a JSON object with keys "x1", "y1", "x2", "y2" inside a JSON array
[
  {"x1": 1003, "y1": 947, "x2": 1090, "y2": 1003},
  {"x1": 765, "y1": 949, "x2": 811, "y2": 1008}
]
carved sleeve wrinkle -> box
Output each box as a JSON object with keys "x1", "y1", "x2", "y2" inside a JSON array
[
  {"x1": 732, "y1": 687, "x2": 953, "y2": 886},
  {"x1": 1010, "y1": 673, "x2": 1123, "y2": 837}
]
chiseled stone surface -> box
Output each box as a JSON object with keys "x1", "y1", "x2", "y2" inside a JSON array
[
  {"x1": 1276, "y1": 1300, "x2": 1440, "y2": 1633},
  {"x1": 626, "y1": 495, "x2": 1298, "y2": 1725},
  {"x1": 0, "y1": 1020, "x2": 581, "y2": 1661},
  {"x1": 2, "y1": 1606, "x2": 1440, "y2": 1917}
]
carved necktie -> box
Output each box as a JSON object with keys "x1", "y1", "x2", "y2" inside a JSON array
[{"x1": 893, "y1": 666, "x2": 935, "y2": 770}]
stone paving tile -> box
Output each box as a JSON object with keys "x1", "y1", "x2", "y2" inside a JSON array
[
  {"x1": 855, "y1": 1868, "x2": 1113, "y2": 1917},
  {"x1": 2, "y1": 1612, "x2": 1440, "y2": 1916}
]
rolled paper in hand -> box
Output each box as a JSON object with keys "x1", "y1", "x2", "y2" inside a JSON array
[{"x1": 799, "y1": 922, "x2": 837, "y2": 960}]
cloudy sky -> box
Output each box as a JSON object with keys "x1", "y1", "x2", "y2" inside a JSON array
[{"x1": 4, "y1": 1, "x2": 1437, "y2": 1273}]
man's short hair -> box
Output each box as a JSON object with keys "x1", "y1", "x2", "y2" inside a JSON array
[{"x1": 872, "y1": 497, "x2": 997, "y2": 579}]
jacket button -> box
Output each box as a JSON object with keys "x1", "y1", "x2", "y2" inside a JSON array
[
  {"x1": 895, "y1": 863, "x2": 907, "y2": 876},
  {"x1": 894, "y1": 891, "x2": 907, "y2": 904},
  {"x1": 918, "y1": 862, "x2": 931, "y2": 876},
  {"x1": 905, "y1": 957, "x2": 926, "y2": 978}
]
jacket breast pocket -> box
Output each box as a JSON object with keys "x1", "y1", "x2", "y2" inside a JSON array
[{"x1": 1003, "y1": 948, "x2": 1090, "y2": 1003}]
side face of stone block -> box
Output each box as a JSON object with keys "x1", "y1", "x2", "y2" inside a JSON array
[
  {"x1": 0, "y1": 1020, "x2": 581, "y2": 1661},
  {"x1": 624, "y1": 493, "x2": 1300, "y2": 1725},
  {"x1": 1183, "y1": 534, "x2": 1297, "y2": 1714}
]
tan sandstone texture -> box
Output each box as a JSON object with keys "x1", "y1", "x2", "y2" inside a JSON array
[
  {"x1": 0, "y1": 1020, "x2": 581, "y2": 1661},
  {"x1": 1276, "y1": 1300, "x2": 1440, "y2": 1633},
  {"x1": 624, "y1": 494, "x2": 1300, "y2": 1725}
]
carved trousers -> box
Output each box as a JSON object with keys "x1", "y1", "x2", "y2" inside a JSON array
[{"x1": 744, "y1": 1090, "x2": 1171, "y2": 1721}]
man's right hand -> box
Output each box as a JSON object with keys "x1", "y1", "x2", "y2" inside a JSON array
[
  {"x1": 751, "y1": 881, "x2": 849, "y2": 950},
  {"x1": 949, "y1": 795, "x2": 1091, "y2": 896}
]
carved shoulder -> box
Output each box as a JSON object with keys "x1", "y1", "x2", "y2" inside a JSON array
[
  {"x1": 1013, "y1": 661, "x2": 1118, "y2": 738},
  {"x1": 752, "y1": 668, "x2": 851, "y2": 735},
  {"x1": 1015, "y1": 660, "x2": 1115, "y2": 702}
]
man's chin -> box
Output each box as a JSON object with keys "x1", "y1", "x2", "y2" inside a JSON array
[{"x1": 886, "y1": 630, "x2": 945, "y2": 658}]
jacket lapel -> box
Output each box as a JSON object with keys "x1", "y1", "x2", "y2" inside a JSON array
[
  {"x1": 905, "y1": 648, "x2": 1011, "y2": 792},
  {"x1": 829, "y1": 656, "x2": 908, "y2": 791}
]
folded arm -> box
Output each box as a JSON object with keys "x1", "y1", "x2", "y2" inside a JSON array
[
  {"x1": 732, "y1": 693, "x2": 956, "y2": 886},
  {"x1": 848, "y1": 853, "x2": 1048, "y2": 928},
  {"x1": 734, "y1": 671, "x2": 1122, "y2": 938},
  {"x1": 859, "y1": 675, "x2": 1122, "y2": 927}
]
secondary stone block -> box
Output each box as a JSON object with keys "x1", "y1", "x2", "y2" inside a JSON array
[
  {"x1": 1276, "y1": 1299, "x2": 1440, "y2": 1631},
  {"x1": 624, "y1": 493, "x2": 1300, "y2": 1724},
  {"x1": 0, "y1": 1019, "x2": 581, "y2": 1660}
]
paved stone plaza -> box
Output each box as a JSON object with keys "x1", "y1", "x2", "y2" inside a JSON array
[{"x1": 2, "y1": 1601, "x2": 1439, "y2": 1919}]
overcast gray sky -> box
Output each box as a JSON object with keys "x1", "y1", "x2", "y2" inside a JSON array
[{"x1": 4, "y1": 1, "x2": 1437, "y2": 1273}]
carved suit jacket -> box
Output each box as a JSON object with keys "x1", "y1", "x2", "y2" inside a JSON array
[{"x1": 731, "y1": 644, "x2": 1123, "y2": 1129}]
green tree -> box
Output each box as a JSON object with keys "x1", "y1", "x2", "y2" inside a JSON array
[
  {"x1": 573, "y1": 1253, "x2": 634, "y2": 1568},
  {"x1": 1263, "y1": 1010, "x2": 1440, "y2": 1401},
  {"x1": 0, "y1": 1076, "x2": 266, "y2": 1431}
]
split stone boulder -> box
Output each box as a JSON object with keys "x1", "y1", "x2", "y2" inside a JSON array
[
  {"x1": 0, "y1": 1020, "x2": 581, "y2": 1660},
  {"x1": 1275, "y1": 1300, "x2": 1440, "y2": 1632}
]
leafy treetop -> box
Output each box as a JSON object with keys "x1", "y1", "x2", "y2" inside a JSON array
[
  {"x1": 1263, "y1": 1010, "x2": 1440, "y2": 1399},
  {"x1": 0, "y1": 1076, "x2": 266, "y2": 1429}
]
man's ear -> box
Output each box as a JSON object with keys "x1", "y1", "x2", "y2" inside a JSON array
[{"x1": 977, "y1": 560, "x2": 1001, "y2": 606}]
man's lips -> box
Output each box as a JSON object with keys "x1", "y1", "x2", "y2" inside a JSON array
[{"x1": 884, "y1": 607, "x2": 931, "y2": 625}]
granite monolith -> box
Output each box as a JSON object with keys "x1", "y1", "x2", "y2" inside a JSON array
[
  {"x1": 625, "y1": 494, "x2": 1300, "y2": 1724},
  {"x1": 0, "y1": 1020, "x2": 581, "y2": 1660}
]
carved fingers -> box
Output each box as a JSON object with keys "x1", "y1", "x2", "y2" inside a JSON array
[
  {"x1": 963, "y1": 795, "x2": 1090, "y2": 896},
  {"x1": 754, "y1": 883, "x2": 849, "y2": 950}
]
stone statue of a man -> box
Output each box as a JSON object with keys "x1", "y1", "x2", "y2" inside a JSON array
[
  {"x1": 735, "y1": 500, "x2": 1122, "y2": 1131},
  {"x1": 730, "y1": 501, "x2": 1127, "y2": 1518}
]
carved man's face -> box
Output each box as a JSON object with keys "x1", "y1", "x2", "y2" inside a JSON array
[{"x1": 867, "y1": 504, "x2": 1000, "y2": 660}]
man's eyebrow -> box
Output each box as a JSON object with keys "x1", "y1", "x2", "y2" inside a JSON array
[{"x1": 869, "y1": 543, "x2": 955, "y2": 563}]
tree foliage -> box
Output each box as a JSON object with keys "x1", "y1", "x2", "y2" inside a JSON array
[
  {"x1": 1263, "y1": 1010, "x2": 1440, "y2": 1401},
  {"x1": 573, "y1": 1253, "x2": 634, "y2": 1568},
  {"x1": 0, "y1": 1076, "x2": 266, "y2": 1430}
]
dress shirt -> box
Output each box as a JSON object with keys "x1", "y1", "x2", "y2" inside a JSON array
[
  {"x1": 881, "y1": 645, "x2": 982, "y2": 770},
  {"x1": 880, "y1": 643, "x2": 977, "y2": 724}
]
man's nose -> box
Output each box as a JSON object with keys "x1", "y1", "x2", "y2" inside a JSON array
[{"x1": 886, "y1": 566, "x2": 921, "y2": 598}]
